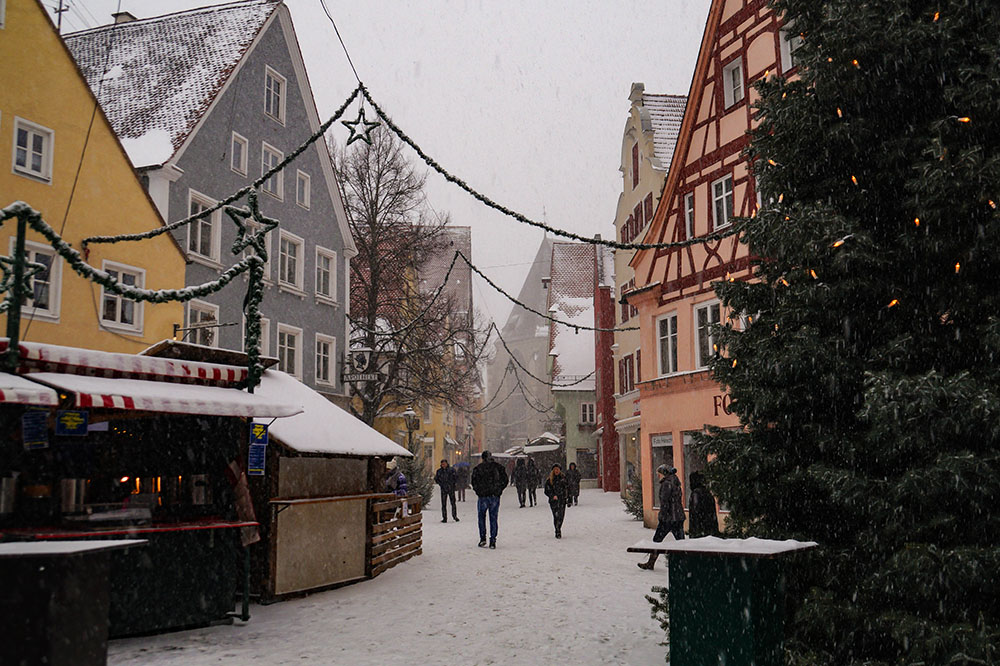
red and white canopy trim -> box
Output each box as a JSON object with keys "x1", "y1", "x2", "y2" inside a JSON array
[
  {"x1": 7, "y1": 340, "x2": 248, "y2": 387},
  {"x1": 26, "y1": 373, "x2": 301, "y2": 418},
  {"x1": 0, "y1": 373, "x2": 59, "y2": 407}
]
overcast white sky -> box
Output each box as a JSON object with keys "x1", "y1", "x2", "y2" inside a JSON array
[{"x1": 50, "y1": 0, "x2": 710, "y2": 328}]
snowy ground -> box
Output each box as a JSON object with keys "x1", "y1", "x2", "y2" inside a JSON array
[{"x1": 108, "y1": 488, "x2": 668, "y2": 665}]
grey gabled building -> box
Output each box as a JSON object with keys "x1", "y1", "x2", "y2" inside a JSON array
[{"x1": 66, "y1": 1, "x2": 356, "y2": 406}]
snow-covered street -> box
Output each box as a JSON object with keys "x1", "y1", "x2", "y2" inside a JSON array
[{"x1": 107, "y1": 488, "x2": 667, "y2": 665}]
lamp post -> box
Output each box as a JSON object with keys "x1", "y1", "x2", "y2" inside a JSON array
[{"x1": 402, "y1": 406, "x2": 419, "y2": 454}]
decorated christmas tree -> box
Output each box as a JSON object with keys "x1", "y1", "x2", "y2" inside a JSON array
[{"x1": 703, "y1": 1, "x2": 1000, "y2": 663}]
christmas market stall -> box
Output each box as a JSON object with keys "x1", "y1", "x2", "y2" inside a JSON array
[
  {"x1": 244, "y1": 369, "x2": 415, "y2": 601},
  {"x1": 0, "y1": 340, "x2": 301, "y2": 637}
]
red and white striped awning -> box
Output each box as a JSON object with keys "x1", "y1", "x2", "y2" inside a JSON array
[
  {"x1": 26, "y1": 372, "x2": 301, "y2": 417},
  {"x1": 10, "y1": 340, "x2": 248, "y2": 387},
  {"x1": 0, "y1": 373, "x2": 59, "y2": 406}
]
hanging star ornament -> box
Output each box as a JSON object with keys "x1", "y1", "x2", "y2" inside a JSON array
[
  {"x1": 225, "y1": 189, "x2": 280, "y2": 260},
  {"x1": 342, "y1": 104, "x2": 380, "y2": 146},
  {"x1": 0, "y1": 255, "x2": 46, "y2": 314}
]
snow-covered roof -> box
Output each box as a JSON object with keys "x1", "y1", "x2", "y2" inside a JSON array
[
  {"x1": 252, "y1": 370, "x2": 412, "y2": 458},
  {"x1": 640, "y1": 93, "x2": 687, "y2": 170},
  {"x1": 0, "y1": 373, "x2": 59, "y2": 407},
  {"x1": 548, "y1": 243, "x2": 596, "y2": 391},
  {"x1": 64, "y1": 1, "x2": 278, "y2": 168},
  {"x1": 631, "y1": 536, "x2": 819, "y2": 557},
  {"x1": 0, "y1": 540, "x2": 147, "y2": 557}
]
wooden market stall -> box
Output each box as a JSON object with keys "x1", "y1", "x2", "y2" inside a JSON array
[
  {"x1": 0, "y1": 339, "x2": 301, "y2": 636},
  {"x1": 245, "y1": 369, "x2": 418, "y2": 601}
]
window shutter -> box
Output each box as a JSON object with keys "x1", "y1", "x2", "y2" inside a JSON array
[{"x1": 644, "y1": 193, "x2": 654, "y2": 225}]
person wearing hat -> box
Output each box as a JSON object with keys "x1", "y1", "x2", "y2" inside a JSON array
[
  {"x1": 638, "y1": 463, "x2": 686, "y2": 570},
  {"x1": 384, "y1": 458, "x2": 409, "y2": 517},
  {"x1": 470, "y1": 450, "x2": 508, "y2": 548},
  {"x1": 543, "y1": 463, "x2": 570, "y2": 538}
]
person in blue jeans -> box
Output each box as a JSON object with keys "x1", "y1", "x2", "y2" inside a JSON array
[{"x1": 470, "y1": 450, "x2": 508, "y2": 548}]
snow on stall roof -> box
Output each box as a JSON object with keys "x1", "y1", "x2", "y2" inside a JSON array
[
  {"x1": 27, "y1": 372, "x2": 302, "y2": 418},
  {"x1": 64, "y1": 1, "x2": 278, "y2": 168},
  {"x1": 0, "y1": 373, "x2": 59, "y2": 406},
  {"x1": 631, "y1": 536, "x2": 819, "y2": 557},
  {"x1": 252, "y1": 370, "x2": 412, "y2": 458},
  {"x1": 0, "y1": 540, "x2": 147, "y2": 557}
]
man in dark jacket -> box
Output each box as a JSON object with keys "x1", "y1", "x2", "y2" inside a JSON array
[
  {"x1": 526, "y1": 458, "x2": 540, "y2": 507},
  {"x1": 638, "y1": 464, "x2": 686, "y2": 570},
  {"x1": 564, "y1": 462, "x2": 582, "y2": 507},
  {"x1": 471, "y1": 450, "x2": 508, "y2": 548},
  {"x1": 687, "y1": 471, "x2": 718, "y2": 537},
  {"x1": 511, "y1": 458, "x2": 529, "y2": 507},
  {"x1": 434, "y1": 460, "x2": 459, "y2": 523}
]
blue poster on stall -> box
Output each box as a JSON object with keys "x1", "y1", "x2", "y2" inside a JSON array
[
  {"x1": 22, "y1": 409, "x2": 49, "y2": 450},
  {"x1": 250, "y1": 423, "x2": 269, "y2": 445},
  {"x1": 55, "y1": 410, "x2": 89, "y2": 436},
  {"x1": 248, "y1": 443, "x2": 266, "y2": 476}
]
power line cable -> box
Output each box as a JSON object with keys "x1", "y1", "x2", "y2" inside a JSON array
[{"x1": 318, "y1": 0, "x2": 361, "y2": 84}]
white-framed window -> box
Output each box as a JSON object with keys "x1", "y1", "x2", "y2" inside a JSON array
[
  {"x1": 712, "y1": 174, "x2": 734, "y2": 230},
  {"x1": 10, "y1": 239, "x2": 60, "y2": 320},
  {"x1": 187, "y1": 190, "x2": 221, "y2": 263},
  {"x1": 315, "y1": 333, "x2": 336, "y2": 386},
  {"x1": 296, "y1": 170, "x2": 311, "y2": 209},
  {"x1": 722, "y1": 58, "x2": 744, "y2": 108},
  {"x1": 264, "y1": 66, "x2": 286, "y2": 124},
  {"x1": 187, "y1": 299, "x2": 219, "y2": 347},
  {"x1": 12, "y1": 117, "x2": 54, "y2": 182},
  {"x1": 277, "y1": 323, "x2": 303, "y2": 378},
  {"x1": 657, "y1": 312, "x2": 678, "y2": 376},
  {"x1": 695, "y1": 300, "x2": 721, "y2": 369},
  {"x1": 261, "y1": 143, "x2": 283, "y2": 199},
  {"x1": 242, "y1": 314, "x2": 271, "y2": 357},
  {"x1": 231, "y1": 132, "x2": 248, "y2": 175},
  {"x1": 684, "y1": 192, "x2": 695, "y2": 239},
  {"x1": 650, "y1": 433, "x2": 674, "y2": 505},
  {"x1": 580, "y1": 402, "x2": 595, "y2": 424},
  {"x1": 100, "y1": 261, "x2": 144, "y2": 332},
  {"x1": 279, "y1": 231, "x2": 304, "y2": 290},
  {"x1": 780, "y1": 25, "x2": 804, "y2": 72},
  {"x1": 314, "y1": 246, "x2": 336, "y2": 301}
]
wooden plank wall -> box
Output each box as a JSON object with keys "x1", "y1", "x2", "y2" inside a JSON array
[{"x1": 368, "y1": 494, "x2": 423, "y2": 578}]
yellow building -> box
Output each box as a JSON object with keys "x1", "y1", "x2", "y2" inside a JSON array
[{"x1": 0, "y1": 0, "x2": 185, "y2": 353}]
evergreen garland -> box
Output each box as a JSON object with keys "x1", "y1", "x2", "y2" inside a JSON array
[{"x1": 701, "y1": 1, "x2": 1000, "y2": 663}]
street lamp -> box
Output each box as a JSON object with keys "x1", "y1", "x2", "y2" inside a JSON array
[{"x1": 402, "y1": 406, "x2": 419, "y2": 453}]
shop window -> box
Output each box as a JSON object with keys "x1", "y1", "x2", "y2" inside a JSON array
[
  {"x1": 682, "y1": 430, "x2": 706, "y2": 506},
  {"x1": 650, "y1": 433, "x2": 674, "y2": 506}
]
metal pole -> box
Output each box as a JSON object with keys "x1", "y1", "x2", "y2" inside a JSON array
[{"x1": 5, "y1": 216, "x2": 27, "y2": 372}]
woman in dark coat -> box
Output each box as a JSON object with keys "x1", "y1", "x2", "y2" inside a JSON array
[
  {"x1": 543, "y1": 463, "x2": 569, "y2": 538},
  {"x1": 526, "y1": 458, "x2": 540, "y2": 507},
  {"x1": 687, "y1": 471, "x2": 719, "y2": 537},
  {"x1": 564, "y1": 462, "x2": 582, "y2": 507},
  {"x1": 511, "y1": 458, "x2": 529, "y2": 507}
]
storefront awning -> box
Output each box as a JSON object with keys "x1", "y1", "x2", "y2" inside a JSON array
[
  {"x1": 444, "y1": 435, "x2": 458, "y2": 447},
  {"x1": 0, "y1": 373, "x2": 59, "y2": 406},
  {"x1": 251, "y1": 370, "x2": 411, "y2": 457},
  {"x1": 524, "y1": 443, "x2": 560, "y2": 453},
  {"x1": 26, "y1": 372, "x2": 301, "y2": 417}
]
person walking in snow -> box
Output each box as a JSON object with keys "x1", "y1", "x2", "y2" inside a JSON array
[
  {"x1": 544, "y1": 463, "x2": 569, "y2": 538},
  {"x1": 638, "y1": 464, "x2": 685, "y2": 570},
  {"x1": 526, "y1": 458, "x2": 540, "y2": 507},
  {"x1": 564, "y1": 461, "x2": 582, "y2": 507},
  {"x1": 471, "y1": 450, "x2": 508, "y2": 548},
  {"x1": 384, "y1": 458, "x2": 408, "y2": 517},
  {"x1": 455, "y1": 463, "x2": 469, "y2": 502},
  {"x1": 687, "y1": 471, "x2": 719, "y2": 537},
  {"x1": 511, "y1": 458, "x2": 530, "y2": 507},
  {"x1": 434, "y1": 459, "x2": 460, "y2": 523}
]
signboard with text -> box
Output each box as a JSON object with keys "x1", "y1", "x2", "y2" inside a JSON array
[{"x1": 55, "y1": 410, "x2": 89, "y2": 436}]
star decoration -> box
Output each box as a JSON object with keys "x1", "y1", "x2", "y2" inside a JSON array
[
  {"x1": 0, "y1": 255, "x2": 47, "y2": 313},
  {"x1": 342, "y1": 105, "x2": 380, "y2": 146},
  {"x1": 226, "y1": 189, "x2": 280, "y2": 260}
]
